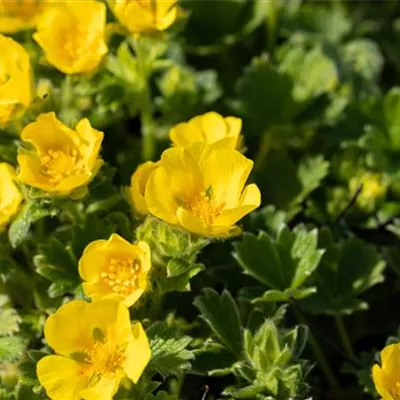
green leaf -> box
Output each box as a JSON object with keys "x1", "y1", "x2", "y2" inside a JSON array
[
  {"x1": 282, "y1": 3, "x2": 351, "y2": 42},
  {"x1": 235, "y1": 57, "x2": 297, "y2": 131},
  {"x1": 296, "y1": 155, "x2": 330, "y2": 204},
  {"x1": 8, "y1": 201, "x2": 58, "y2": 248},
  {"x1": 34, "y1": 237, "x2": 80, "y2": 297},
  {"x1": 280, "y1": 45, "x2": 338, "y2": 104},
  {"x1": 384, "y1": 87, "x2": 400, "y2": 149},
  {"x1": 255, "y1": 149, "x2": 302, "y2": 209},
  {"x1": 0, "y1": 295, "x2": 20, "y2": 336},
  {"x1": 0, "y1": 336, "x2": 26, "y2": 362},
  {"x1": 303, "y1": 228, "x2": 386, "y2": 315},
  {"x1": 192, "y1": 342, "x2": 237, "y2": 376},
  {"x1": 343, "y1": 39, "x2": 383, "y2": 83},
  {"x1": 233, "y1": 225, "x2": 323, "y2": 298},
  {"x1": 194, "y1": 289, "x2": 243, "y2": 355},
  {"x1": 147, "y1": 322, "x2": 194, "y2": 377}
]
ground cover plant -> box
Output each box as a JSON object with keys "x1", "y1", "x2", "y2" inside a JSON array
[{"x1": 2, "y1": 1, "x2": 400, "y2": 399}]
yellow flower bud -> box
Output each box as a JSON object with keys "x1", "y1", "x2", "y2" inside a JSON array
[
  {"x1": 34, "y1": 1, "x2": 108, "y2": 74},
  {"x1": 145, "y1": 142, "x2": 261, "y2": 237},
  {"x1": 0, "y1": 34, "x2": 32, "y2": 126},
  {"x1": 0, "y1": 0, "x2": 48, "y2": 33},
  {"x1": 170, "y1": 112, "x2": 242, "y2": 149},
  {"x1": 373, "y1": 343, "x2": 400, "y2": 400},
  {"x1": 108, "y1": 0, "x2": 178, "y2": 34},
  {"x1": 17, "y1": 112, "x2": 104, "y2": 195},
  {"x1": 78, "y1": 234, "x2": 152, "y2": 307},
  {"x1": 128, "y1": 161, "x2": 159, "y2": 215},
  {"x1": 0, "y1": 163, "x2": 23, "y2": 230},
  {"x1": 37, "y1": 299, "x2": 150, "y2": 400}
]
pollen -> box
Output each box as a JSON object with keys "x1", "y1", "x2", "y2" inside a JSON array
[
  {"x1": 85, "y1": 339, "x2": 126, "y2": 378},
  {"x1": 101, "y1": 257, "x2": 141, "y2": 296},
  {"x1": 188, "y1": 188, "x2": 225, "y2": 225},
  {"x1": 39, "y1": 145, "x2": 82, "y2": 184}
]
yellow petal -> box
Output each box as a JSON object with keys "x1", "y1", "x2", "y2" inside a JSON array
[
  {"x1": 17, "y1": 153, "x2": 51, "y2": 191},
  {"x1": 123, "y1": 322, "x2": 151, "y2": 383},
  {"x1": 82, "y1": 280, "x2": 119, "y2": 301},
  {"x1": 37, "y1": 355, "x2": 89, "y2": 400},
  {"x1": 75, "y1": 119, "x2": 104, "y2": 171},
  {"x1": 79, "y1": 373, "x2": 123, "y2": 400},
  {"x1": 192, "y1": 112, "x2": 227, "y2": 143},
  {"x1": 169, "y1": 122, "x2": 204, "y2": 147},
  {"x1": 34, "y1": 1, "x2": 107, "y2": 74},
  {"x1": 137, "y1": 241, "x2": 151, "y2": 273},
  {"x1": 176, "y1": 207, "x2": 230, "y2": 237},
  {"x1": 381, "y1": 344, "x2": 400, "y2": 380},
  {"x1": 0, "y1": 163, "x2": 23, "y2": 229},
  {"x1": 85, "y1": 299, "x2": 132, "y2": 345},
  {"x1": 130, "y1": 161, "x2": 158, "y2": 215},
  {"x1": 203, "y1": 148, "x2": 254, "y2": 208},
  {"x1": 213, "y1": 184, "x2": 261, "y2": 228},
  {"x1": 372, "y1": 364, "x2": 396, "y2": 400},
  {"x1": 123, "y1": 288, "x2": 145, "y2": 308},
  {"x1": 145, "y1": 167, "x2": 178, "y2": 225},
  {"x1": 21, "y1": 112, "x2": 78, "y2": 153},
  {"x1": 44, "y1": 300, "x2": 93, "y2": 355},
  {"x1": 78, "y1": 239, "x2": 108, "y2": 282},
  {"x1": 160, "y1": 145, "x2": 204, "y2": 199},
  {"x1": 225, "y1": 116, "x2": 242, "y2": 139}
]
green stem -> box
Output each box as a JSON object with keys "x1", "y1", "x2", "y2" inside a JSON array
[
  {"x1": 293, "y1": 308, "x2": 344, "y2": 398},
  {"x1": 335, "y1": 315, "x2": 357, "y2": 362},
  {"x1": 131, "y1": 37, "x2": 155, "y2": 161},
  {"x1": 265, "y1": 0, "x2": 280, "y2": 53}
]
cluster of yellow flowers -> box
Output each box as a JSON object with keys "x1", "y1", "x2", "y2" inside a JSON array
[{"x1": 0, "y1": 2, "x2": 263, "y2": 399}]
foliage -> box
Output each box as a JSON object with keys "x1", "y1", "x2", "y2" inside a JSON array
[{"x1": 2, "y1": 1, "x2": 400, "y2": 399}]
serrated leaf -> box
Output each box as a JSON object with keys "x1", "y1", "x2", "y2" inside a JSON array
[
  {"x1": 235, "y1": 57, "x2": 297, "y2": 131},
  {"x1": 280, "y1": 45, "x2": 338, "y2": 104},
  {"x1": 0, "y1": 336, "x2": 25, "y2": 362},
  {"x1": 303, "y1": 228, "x2": 386, "y2": 315},
  {"x1": 296, "y1": 156, "x2": 330, "y2": 204},
  {"x1": 194, "y1": 289, "x2": 243, "y2": 355},
  {"x1": 8, "y1": 202, "x2": 58, "y2": 248},
  {"x1": 233, "y1": 225, "x2": 323, "y2": 298},
  {"x1": 147, "y1": 322, "x2": 194, "y2": 377}
]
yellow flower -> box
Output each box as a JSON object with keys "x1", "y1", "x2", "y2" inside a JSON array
[
  {"x1": 0, "y1": 0, "x2": 48, "y2": 33},
  {"x1": 170, "y1": 112, "x2": 242, "y2": 149},
  {"x1": 17, "y1": 112, "x2": 103, "y2": 195},
  {"x1": 128, "y1": 161, "x2": 158, "y2": 215},
  {"x1": 145, "y1": 142, "x2": 261, "y2": 237},
  {"x1": 108, "y1": 0, "x2": 178, "y2": 34},
  {"x1": 349, "y1": 172, "x2": 387, "y2": 213},
  {"x1": 78, "y1": 234, "x2": 151, "y2": 307},
  {"x1": 372, "y1": 343, "x2": 400, "y2": 400},
  {"x1": 0, "y1": 34, "x2": 32, "y2": 126},
  {"x1": 34, "y1": 1, "x2": 107, "y2": 74},
  {"x1": 0, "y1": 163, "x2": 23, "y2": 230},
  {"x1": 37, "y1": 299, "x2": 151, "y2": 400}
]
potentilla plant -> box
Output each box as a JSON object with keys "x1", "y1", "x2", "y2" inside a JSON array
[{"x1": 1, "y1": 1, "x2": 400, "y2": 400}]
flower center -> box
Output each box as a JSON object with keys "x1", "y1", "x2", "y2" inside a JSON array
[
  {"x1": 85, "y1": 340, "x2": 125, "y2": 378},
  {"x1": 100, "y1": 257, "x2": 141, "y2": 296},
  {"x1": 39, "y1": 146, "x2": 82, "y2": 184},
  {"x1": 187, "y1": 187, "x2": 225, "y2": 225}
]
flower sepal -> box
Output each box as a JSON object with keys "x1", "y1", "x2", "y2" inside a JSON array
[
  {"x1": 136, "y1": 216, "x2": 209, "y2": 293},
  {"x1": 136, "y1": 216, "x2": 210, "y2": 265}
]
